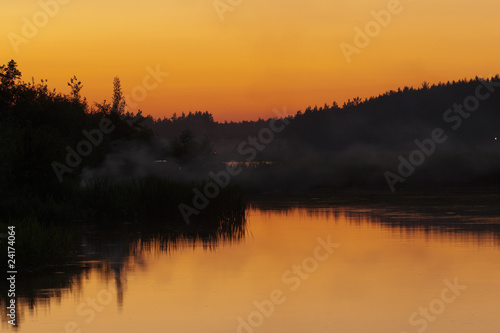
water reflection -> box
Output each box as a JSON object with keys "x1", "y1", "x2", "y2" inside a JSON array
[
  {"x1": 0, "y1": 211, "x2": 247, "y2": 331},
  {"x1": 2, "y1": 193, "x2": 500, "y2": 332},
  {"x1": 251, "y1": 190, "x2": 500, "y2": 245}
]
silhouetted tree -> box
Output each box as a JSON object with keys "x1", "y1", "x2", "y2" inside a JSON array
[
  {"x1": 112, "y1": 77, "x2": 126, "y2": 114},
  {"x1": 67, "y1": 75, "x2": 85, "y2": 106},
  {"x1": 0, "y1": 60, "x2": 22, "y2": 109},
  {"x1": 0, "y1": 60, "x2": 21, "y2": 88}
]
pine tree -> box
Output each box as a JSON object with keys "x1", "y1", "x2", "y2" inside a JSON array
[{"x1": 112, "y1": 76, "x2": 126, "y2": 114}]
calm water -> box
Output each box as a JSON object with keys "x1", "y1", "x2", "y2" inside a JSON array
[{"x1": 3, "y1": 201, "x2": 500, "y2": 333}]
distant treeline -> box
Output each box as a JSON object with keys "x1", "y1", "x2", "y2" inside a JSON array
[
  {"x1": 144, "y1": 77, "x2": 500, "y2": 152},
  {"x1": 141, "y1": 76, "x2": 500, "y2": 190}
]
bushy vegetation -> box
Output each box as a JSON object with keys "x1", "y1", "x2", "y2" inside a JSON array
[{"x1": 0, "y1": 60, "x2": 246, "y2": 269}]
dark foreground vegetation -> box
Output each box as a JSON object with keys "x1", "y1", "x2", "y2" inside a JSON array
[{"x1": 0, "y1": 60, "x2": 245, "y2": 270}]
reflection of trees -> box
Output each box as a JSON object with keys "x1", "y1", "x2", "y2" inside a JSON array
[
  {"x1": 0, "y1": 211, "x2": 247, "y2": 328},
  {"x1": 0, "y1": 266, "x2": 90, "y2": 331},
  {"x1": 252, "y1": 190, "x2": 500, "y2": 245}
]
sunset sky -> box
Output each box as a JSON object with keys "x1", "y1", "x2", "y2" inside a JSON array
[{"x1": 1, "y1": 0, "x2": 500, "y2": 121}]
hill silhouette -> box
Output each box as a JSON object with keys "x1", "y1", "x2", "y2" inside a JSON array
[{"x1": 143, "y1": 76, "x2": 500, "y2": 190}]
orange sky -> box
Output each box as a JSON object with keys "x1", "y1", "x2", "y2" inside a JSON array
[{"x1": 1, "y1": 0, "x2": 500, "y2": 121}]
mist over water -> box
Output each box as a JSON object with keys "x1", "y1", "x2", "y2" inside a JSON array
[{"x1": 130, "y1": 77, "x2": 500, "y2": 192}]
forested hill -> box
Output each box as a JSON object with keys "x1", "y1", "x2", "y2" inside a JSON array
[
  {"x1": 145, "y1": 76, "x2": 500, "y2": 161},
  {"x1": 146, "y1": 76, "x2": 500, "y2": 148},
  {"x1": 143, "y1": 76, "x2": 500, "y2": 189}
]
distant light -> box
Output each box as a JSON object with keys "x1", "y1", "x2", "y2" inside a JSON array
[{"x1": 495, "y1": 137, "x2": 498, "y2": 141}]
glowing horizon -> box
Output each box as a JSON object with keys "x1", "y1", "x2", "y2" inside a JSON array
[{"x1": 1, "y1": 0, "x2": 499, "y2": 121}]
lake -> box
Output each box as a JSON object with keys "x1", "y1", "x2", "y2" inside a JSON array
[{"x1": 3, "y1": 194, "x2": 500, "y2": 333}]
